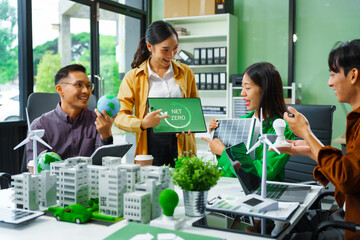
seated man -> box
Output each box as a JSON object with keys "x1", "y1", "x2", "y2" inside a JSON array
[
  {"x1": 279, "y1": 39, "x2": 360, "y2": 240},
  {"x1": 26, "y1": 64, "x2": 114, "y2": 166}
]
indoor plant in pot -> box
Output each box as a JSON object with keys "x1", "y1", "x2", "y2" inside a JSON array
[{"x1": 171, "y1": 155, "x2": 220, "y2": 217}]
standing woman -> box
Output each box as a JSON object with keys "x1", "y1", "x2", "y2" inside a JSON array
[
  {"x1": 114, "y1": 21, "x2": 199, "y2": 167},
  {"x1": 202, "y1": 62, "x2": 294, "y2": 181}
]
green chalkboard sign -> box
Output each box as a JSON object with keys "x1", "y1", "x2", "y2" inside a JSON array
[{"x1": 147, "y1": 98, "x2": 207, "y2": 133}]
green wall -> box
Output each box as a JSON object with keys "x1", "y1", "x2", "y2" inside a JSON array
[{"x1": 152, "y1": 0, "x2": 360, "y2": 147}]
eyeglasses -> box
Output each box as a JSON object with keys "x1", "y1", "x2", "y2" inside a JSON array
[{"x1": 60, "y1": 82, "x2": 95, "y2": 91}]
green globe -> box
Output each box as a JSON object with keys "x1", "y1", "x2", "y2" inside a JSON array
[{"x1": 37, "y1": 152, "x2": 62, "y2": 173}]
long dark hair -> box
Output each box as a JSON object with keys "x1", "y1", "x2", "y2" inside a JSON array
[
  {"x1": 131, "y1": 21, "x2": 178, "y2": 69},
  {"x1": 244, "y1": 62, "x2": 287, "y2": 124},
  {"x1": 328, "y1": 39, "x2": 360, "y2": 76}
]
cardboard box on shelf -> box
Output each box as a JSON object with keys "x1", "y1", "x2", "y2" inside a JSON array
[
  {"x1": 189, "y1": 0, "x2": 215, "y2": 16},
  {"x1": 164, "y1": 0, "x2": 215, "y2": 18},
  {"x1": 164, "y1": 0, "x2": 189, "y2": 18}
]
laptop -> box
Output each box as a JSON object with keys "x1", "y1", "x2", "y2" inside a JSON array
[
  {"x1": 225, "y1": 142, "x2": 311, "y2": 203},
  {"x1": 91, "y1": 143, "x2": 133, "y2": 165},
  {"x1": 0, "y1": 207, "x2": 44, "y2": 224}
]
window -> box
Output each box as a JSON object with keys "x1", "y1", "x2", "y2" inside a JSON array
[
  {"x1": 32, "y1": 0, "x2": 91, "y2": 93},
  {"x1": 0, "y1": 0, "x2": 19, "y2": 122}
]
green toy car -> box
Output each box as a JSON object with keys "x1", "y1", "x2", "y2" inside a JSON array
[{"x1": 54, "y1": 204, "x2": 92, "y2": 224}]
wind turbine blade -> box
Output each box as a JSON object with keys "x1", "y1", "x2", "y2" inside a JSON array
[
  {"x1": 14, "y1": 138, "x2": 30, "y2": 150},
  {"x1": 33, "y1": 135, "x2": 52, "y2": 149},
  {"x1": 246, "y1": 141, "x2": 261, "y2": 154},
  {"x1": 26, "y1": 108, "x2": 31, "y2": 131},
  {"x1": 264, "y1": 138, "x2": 281, "y2": 155}
]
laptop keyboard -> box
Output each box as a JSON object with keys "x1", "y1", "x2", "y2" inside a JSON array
[{"x1": 255, "y1": 184, "x2": 288, "y2": 199}]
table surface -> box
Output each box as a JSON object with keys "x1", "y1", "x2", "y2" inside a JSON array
[{"x1": 0, "y1": 177, "x2": 322, "y2": 240}]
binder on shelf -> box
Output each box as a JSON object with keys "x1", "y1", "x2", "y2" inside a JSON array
[
  {"x1": 206, "y1": 73, "x2": 213, "y2": 90},
  {"x1": 193, "y1": 48, "x2": 200, "y2": 65},
  {"x1": 206, "y1": 48, "x2": 214, "y2": 65},
  {"x1": 220, "y1": 47, "x2": 227, "y2": 64},
  {"x1": 220, "y1": 72, "x2": 226, "y2": 90},
  {"x1": 178, "y1": 50, "x2": 193, "y2": 65},
  {"x1": 200, "y1": 73, "x2": 206, "y2": 90},
  {"x1": 213, "y1": 47, "x2": 220, "y2": 64},
  {"x1": 200, "y1": 48, "x2": 207, "y2": 65},
  {"x1": 213, "y1": 72, "x2": 219, "y2": 90},
  {"x1": 194, "y1": 73, "x2": 200, "y2": 89}
]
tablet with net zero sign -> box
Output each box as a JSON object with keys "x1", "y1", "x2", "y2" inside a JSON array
[{"x1": 147, "y1": 98, "x2": 207, "y2": 133}]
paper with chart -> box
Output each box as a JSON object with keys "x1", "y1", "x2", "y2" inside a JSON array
[{"x1": 206, "y1": 194, "x2": 299, "y2": 221}]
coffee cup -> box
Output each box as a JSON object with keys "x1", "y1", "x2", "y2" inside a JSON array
[{"x1": 134, "y1": 155, "x2": 153, "y2": 167}]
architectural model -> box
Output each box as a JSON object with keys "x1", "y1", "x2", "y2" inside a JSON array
[
  {"x1": 118, "y1": 164, "x2": 141, "y2": 192},
  {"x1": 123, "y1": 191, "x2": 151, "y2": 224},
  {"x1": 98, "y1": 166, "x2": 126, "y2": 217},
  {"x1": 38, "y1": 170, "x2": 57, "y2": 208},
  {"x1": 12, "y1": 173, "x2": 40, "y2": 211},
  {"x1": 11, "y1": 152, "x2": 173, "y2": 223},
  {"x1": 135, "y1": 179, "x2": 162, "y2": 220}
]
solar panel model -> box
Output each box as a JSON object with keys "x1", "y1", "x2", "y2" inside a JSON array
[{"x1": 212, "y1": 118, "x2": 256, "y2": 149}]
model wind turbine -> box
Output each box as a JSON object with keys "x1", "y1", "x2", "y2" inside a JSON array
[
  {"x1": 243, "y1": 108, "x2": 284, "y2": 235},
  {"x1": 14, "y1": 108, "x2": 52, "y2": 175}
]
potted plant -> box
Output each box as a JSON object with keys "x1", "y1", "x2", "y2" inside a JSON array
[{"x1": 171, "y1": 154, "x2": 220, "y2": 217}]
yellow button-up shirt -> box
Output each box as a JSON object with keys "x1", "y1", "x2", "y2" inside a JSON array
[{"x1": 114, "y1": 59, "x2": 199, "y2": 159}]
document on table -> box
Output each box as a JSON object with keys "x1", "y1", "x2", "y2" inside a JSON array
[{"x1": 206, "y1": 194, "x2": 299, "y2": 221}]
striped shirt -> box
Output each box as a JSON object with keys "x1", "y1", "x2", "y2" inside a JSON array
[{"x1": 26, "y1": 103, "x2": 103, "y2": 163}]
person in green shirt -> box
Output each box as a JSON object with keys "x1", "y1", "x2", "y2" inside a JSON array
[{"x1": 201, "y1": 62, "x2": 295, "y2": 181}]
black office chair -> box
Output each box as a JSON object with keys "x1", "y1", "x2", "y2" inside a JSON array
[
  {"x1": 284, "y1": 104, "x2": 336, "y2": 183},
  {"x1": 312, "y1": 221, "x2": 360, "y2": 240},
  {"x1": 0, "y1": 172, "x2": 11, "y2": 189},
  {"x1": 20, "y1": 92, "x2": 97, "y2": 172}
]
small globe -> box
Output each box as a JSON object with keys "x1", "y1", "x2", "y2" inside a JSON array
[
  {"x1": 97, "y1": 94, "x2": 120, "y2": 117},
  {"x1": 37, "y1": 152, "x2": 62, "y2": 173}
]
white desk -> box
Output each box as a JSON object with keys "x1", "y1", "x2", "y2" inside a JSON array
[{"x1": 0, "y1": 177, "x2": 322, "y2": 240}]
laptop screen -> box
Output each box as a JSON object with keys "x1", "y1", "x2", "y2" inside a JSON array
[{"x1": 225, "y1": 142, "x2": 261, "y2": 194}]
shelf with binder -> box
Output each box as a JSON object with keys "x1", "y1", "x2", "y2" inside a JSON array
[{"x1": 165, "y1": 14, "x2": 238, "y2": 119}]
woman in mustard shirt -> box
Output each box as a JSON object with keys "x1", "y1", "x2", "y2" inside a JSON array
[
  {"x1": 202, "y1": 62, "x2": 294, "y2": 181},
  {"x1": 114, "y1": 21, "x2": 198, "y2": 167}
]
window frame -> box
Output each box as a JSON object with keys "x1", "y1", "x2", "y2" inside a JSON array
[{"x1": 2, "y1": 0, "x2": 150, "y2": 126}]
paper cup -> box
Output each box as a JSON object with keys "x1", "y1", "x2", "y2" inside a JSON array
[
  {"x1": 28, "y1": 160, "x2": 34, "y2": 174},
  {"x1": 134, "y1": 155, "x2": 153, "y2": 166}
]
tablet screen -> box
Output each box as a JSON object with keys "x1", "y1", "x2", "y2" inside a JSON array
[{"x1": 147, "y1": 98, "x2": 207, "y2": 133}]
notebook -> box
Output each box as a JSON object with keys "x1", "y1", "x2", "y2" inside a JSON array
[{"x1": 225, "y1": 142, "x2": 311, "y2": 203}]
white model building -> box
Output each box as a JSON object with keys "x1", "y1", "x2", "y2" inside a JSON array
[
  {"x1": 118, "y1": 164, "x2": 141, "y2": 192},
  {"x1": 102, "y1": 156, "x2": 122, "y2": 167},
  {"x1": 123, "y1": 191, "x2": 151, "y2": 224},
  {"x1": 38, "y1": 170, "x2": 57, "y2": 208},
  {"x1": 55, "y1": 163, "x2": 89, "y2": 207},
  {"x1": 135, "y1": 179, "x2": 162, "y2": 220},
  {"x1": 66, "y1": 156, "x2": 92, "y2": 165},
  {"x1": 140, "y1": 165, "x2": 171, "y2": 189},
  {"x1": 11, "y1": 173, "x2": 40, "y2": 210},
  {"x1": 87, "y1": 165, "x2": 108, "y2": 200},
  {"x1": 99, "y1": 166, "x2": 126, "y2": 217}
]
